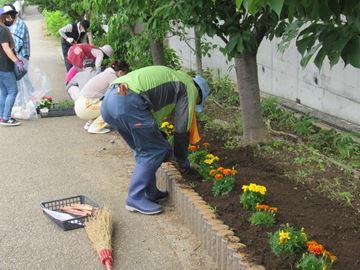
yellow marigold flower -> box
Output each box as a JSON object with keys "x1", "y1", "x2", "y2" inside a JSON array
[
  {"x1": 231, "y1": 169, "x2": 238, "y2": 175},
  {"x1": 330, "y1": 255, "x2": 337, "y2": 262},
  {"x1": 161, "y1": 122, "x2": 169, "y2": 128},
  {"x1": 206, "y1": 154, "x2": 215, "y2": 159},
  {"x1": 214, "y1": 156, "x2": 220, "y2": 161},
  {"x1": 168, "y1": 124, "x2": 174, "y2": 129},
  {"x1": 278, "y1": 230, "x2": 291, "y2": 244},
  {"x1": 204, "y1": 159, "x2": 214, "y2": 165},
  {"x1": 242, "y1": 185, "x2": 249, "y2": 192}
]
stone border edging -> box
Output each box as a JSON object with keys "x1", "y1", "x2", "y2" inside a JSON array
[{"x1": 158, "y1": 163, "x2": 265, "y2": 270}]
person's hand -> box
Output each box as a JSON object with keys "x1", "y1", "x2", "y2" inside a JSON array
[
  {"x1": 15, "y1": 60, "x2": 25, "y2": 71},
  {"x1": 66, "y1": 37, "x2": 74, "y2": 44}
]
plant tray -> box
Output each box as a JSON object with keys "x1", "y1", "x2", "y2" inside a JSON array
[
  {"x1": 41, "y1": 195, "x2": 99, "y2": 231},
  {"x1": 40, "y1": 108, "x2": 75, "y2": 118}
]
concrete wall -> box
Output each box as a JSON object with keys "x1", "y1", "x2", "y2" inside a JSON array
[{"x1": 168, "y1": 30, "x2": 360, "y2": 125}]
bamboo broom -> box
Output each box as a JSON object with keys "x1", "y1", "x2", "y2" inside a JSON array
[{"x1": 85, "y1": 208, "x2": 113, "y2": 270}]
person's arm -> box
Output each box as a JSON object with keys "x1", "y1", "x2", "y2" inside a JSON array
[
  {"x1": 58, "y1": 24, "x2": 73, "y2": 42},
  {"x1": 173, "y1": 88, "x2": 191, "y2": 167},
  {"x1": 93, "y1": 48, "x2": 104, "y2": 73},
  {"x1": 1, "y1": 42, "x2": 19, "y2": 62}
]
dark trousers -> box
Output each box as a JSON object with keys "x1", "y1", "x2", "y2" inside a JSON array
[{"x1": 61, "y1": 40, "x2": 73, "y2": 72}]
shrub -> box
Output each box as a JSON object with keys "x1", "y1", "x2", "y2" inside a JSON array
[{"x1": 43, "y1": 10, "x2": 70, "y2": 38}]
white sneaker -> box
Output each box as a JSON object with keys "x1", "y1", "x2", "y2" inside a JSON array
[
  {"x1": 84, "y1": 120, "x2": 92, "y2": 130},
  {"x1": 88, "y1": 127, "x2": 111, "y2": 134}
]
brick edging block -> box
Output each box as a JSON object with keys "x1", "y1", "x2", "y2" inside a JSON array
[{"x1": 158, "y1": 163, "x2": 265, "y2": 270}]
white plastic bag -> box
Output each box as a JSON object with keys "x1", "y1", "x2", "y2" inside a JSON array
[{"x1": 11, "y1": 57, "x2": 51, "y2": 120}]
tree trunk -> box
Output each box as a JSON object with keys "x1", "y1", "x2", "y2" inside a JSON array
[
  {"x1": 194, "y1": 26, "x2": 203, "y2": 76},
  {"x1": 234, "y1": 53, "x2": 270, "y2": 144},
  {"x1": 150, "y1": 38, "x2": 166, "y2": 65}
]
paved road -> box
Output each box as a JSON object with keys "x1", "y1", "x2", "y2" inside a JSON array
[{"x1": 0, "y1": 6, "x2": 216, "y2": 270}]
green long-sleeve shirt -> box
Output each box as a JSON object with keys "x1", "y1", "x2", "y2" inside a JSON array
[{"x1": 112, "y1": 65, "x2": 198, "y2": 133}]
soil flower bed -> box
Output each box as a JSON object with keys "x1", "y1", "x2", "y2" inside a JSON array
[{"x1": 182, "y1": 126, "x2": 360, "y2": 270}]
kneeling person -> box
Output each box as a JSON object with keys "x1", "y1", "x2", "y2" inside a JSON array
[{"x1": 75, "y1": 60, "x2": 129, "y2": 134}]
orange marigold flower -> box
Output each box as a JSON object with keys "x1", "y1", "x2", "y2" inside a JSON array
[
  {"x1": 188, "y1": 145, "x2": 197, "y2": 151},
  {"x1": 255, "y1": 204, "x2": 270, "y2": 210},
  {"x1": 209, "y1": 169, "x2": 217, "y2": 176},
  {"x1": 203, "y1": 142, "x2": 210, "y2": 147},
  {"x1": 217, "y1": 167, "x2": 224, "y2": 172},
  {"x1": 325, "y1": 251, "x2": 337, "y2": 262},
  {"x1": 307, "y1": 241, "x2": 324, "y2": 255},
  {"x1": 223, "y1": 169, "x2": 233, "y2": 175},
  {"x1": 268, "y1": 207, "x2": 278, "y2": 213},
  {"x1": 215, "y1": 173, "x2": 223, "y2": 180}
]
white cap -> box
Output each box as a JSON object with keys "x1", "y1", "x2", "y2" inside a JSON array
[{"x1": 100, "y1": 45, "x2": 113, "y2": 57}]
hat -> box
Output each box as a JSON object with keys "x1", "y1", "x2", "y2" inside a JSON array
[
  {"x1": 100, "y1": 45, "x2": 113, "y2": 58},
  {"x1": 3, "y1": 4, "x2": 18, "y2": 14},
  {"x1": 192, "y1": 75, "x2": 210, "y2": 113},
  {"x1": 0, "y1": 8, "x2": 4, "y2": 15},
  {"x1": 83, "y1": 58, "x2": 95, "y2": 68}
]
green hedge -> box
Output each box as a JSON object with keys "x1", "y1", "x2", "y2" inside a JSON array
[{"x1": 43, "y1": 10, "x2": 70, "y2": 38}]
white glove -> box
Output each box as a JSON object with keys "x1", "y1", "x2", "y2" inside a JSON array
[{"x1": 66, "y1": 37, "x2": 74, "y2": 44}]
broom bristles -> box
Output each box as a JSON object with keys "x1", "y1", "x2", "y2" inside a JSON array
[{"x1": 85, "y1": 208, "x2": 112, "y2": 251}]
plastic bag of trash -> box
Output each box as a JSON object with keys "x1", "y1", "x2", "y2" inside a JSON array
[{"x1": 11, "y1": 57, "x2": 51, "y2": 120}]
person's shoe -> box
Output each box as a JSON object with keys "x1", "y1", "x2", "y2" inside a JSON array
[
  {"x1": 0, "y1": 118, "x2": 21, "y2": 126},
  {"x1": 125, "y1": 197, "x2": 163, "y2": 215},
  {"x1": 145, "y1": 189, "x2": 168, "y2": 203},
  {"x1": 84, "y1": 120, "x2": 93, "y2": 130},
  {"x1": 88, "y1": 127, "x2": 111, "y2": 134}
]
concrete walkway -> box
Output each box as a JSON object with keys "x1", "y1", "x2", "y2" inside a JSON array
[{"x1": 0, "y1": 6, "x2": 216, "y2": 270}]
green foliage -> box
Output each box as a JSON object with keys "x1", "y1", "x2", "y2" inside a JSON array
[
  {"x1": 249, "y1": 211, "x2": 276, "y2": 226},
  {"x1": 43, "y1": 10, "x2": 70, "y2": 37},
  {"x1": 261, "y1": 97, "x2": 360, "y2": 169},
  {"x1": 296, "y1": 253, "x2": 334, "y2": 270},
  {"x1": 211, "y1": 175, "x2": 235, "y2": 197},
  {"x1": 240, "y1": 190, "x2": 265, "y2": 210},
  {"x1": 188, "y1": 150, "x2": 209, "y2": 166},
  {"x1": 209, "y1": 70, "x2": 239, "y2": 107},
  {"x1": 268, "y1": 224, "x2": 307, "y2": 256},
  {"x1": 56, "y1": 100, "x2": 74, "y2": 110}
]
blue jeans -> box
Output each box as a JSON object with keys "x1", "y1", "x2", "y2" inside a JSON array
[
  {"x1": 101, "y1": 86, "x2": 171, "y2": 170},
  {"x1": 0, "y1": 71, "x2": 18, "y2": 120}
]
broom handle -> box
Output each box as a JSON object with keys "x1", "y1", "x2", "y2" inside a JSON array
[{"x1": 104, "y1": 260, "x2": 112, "y2": 270}]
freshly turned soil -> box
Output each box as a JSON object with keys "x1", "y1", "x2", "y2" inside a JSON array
[{"x1": 183, "y1": 129, "x2": 360, "y2": 270}]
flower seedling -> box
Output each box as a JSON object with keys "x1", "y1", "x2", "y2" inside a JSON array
[
  {"x1": 268, "y1": 224, "x2": 307, "y2": 255},
  {"x1": 240, "y1": 183, "x2": 267, "y2": 210},
  {"x1": 249, "y1": 204, "x2": 278, "y2": 226},
  {"x1": 210, "y1": 167, "x2": 237, "y2": 197}
]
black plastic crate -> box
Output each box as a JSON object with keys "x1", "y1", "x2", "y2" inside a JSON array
[{"x1": 41, "y1": 195, "x2": 99, "y2": 231}]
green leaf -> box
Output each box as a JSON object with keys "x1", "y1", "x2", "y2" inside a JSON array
[
  {"x1": 296, "y1": 34, "x2": 316, "y2": 55},
  {"x1": 267, "y1": 0, "x2": 284, "y2": 16},
  {"x1": 341, "y1": 36, "x2": 360, "y2": 68},
  {"x1": 236, "y1": 0, "x2": 244, "y2": 9},
  {"x1": 314, "y1": 47, "x2": 327, "y2": 69},
  {"x1": 225, "y1": 33, "x2": 241, "y2": 55}
]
